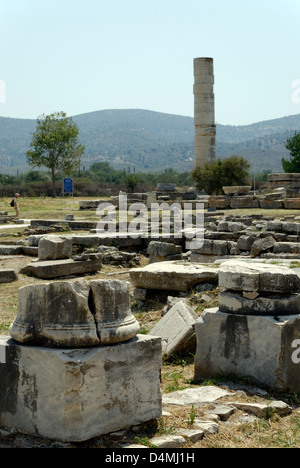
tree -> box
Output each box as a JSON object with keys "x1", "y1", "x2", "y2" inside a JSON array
[
  {"x1": 282, "y1": 132, "x2": 300, "y2": 173},
  {"x1": 125, "y1": 174, "x2": 139, "y2": 193},
  {"x1": 192, "y1": 155, "x2": 250, "y2": 195},
  {"x1": 26, "y1": 111, "x2": 85, "y2": 197}
]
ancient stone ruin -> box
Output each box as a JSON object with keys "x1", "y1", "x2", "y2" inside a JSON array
[
  {"x1": 0, "y1": 279, "x2": 162, "y2": 441},
  {"x1": 193, "y1": 57, "x2": 216, "y2": 168},
  {"x1": 194, "y1": 261, "x2": 300, "y2": 392}
]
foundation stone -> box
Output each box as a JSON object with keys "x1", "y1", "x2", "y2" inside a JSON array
[
  {"x1": 194, "y1": 261, "x2": 300, "y2": 391},
  {"x1": 0, "y1": 334, "x2": 162, "y2": 441}
]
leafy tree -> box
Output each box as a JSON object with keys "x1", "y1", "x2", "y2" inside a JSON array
[
  {"x1": 192, "y1": 155, "x2": 250, "y2": 195},
  {"x1": 282, "y1": 132, "x2": 300, "y2": 172},
  {"x1": 26, "y1": 111, "x2": 85, "y2": 197},
  {"x1": 23, "y1": 170, "x2": 50, "y2": 182},
  {"x1": 125, "y1": 174, "x2": 140, "y2": 193}
]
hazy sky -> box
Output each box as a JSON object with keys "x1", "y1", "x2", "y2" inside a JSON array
[{"x1": 0, "y1": 0, "x2": 300, "y2": 125}]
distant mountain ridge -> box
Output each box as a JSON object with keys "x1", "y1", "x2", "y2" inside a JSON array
[{"x1": 0, "y1": 109, "x2": 300, "y2": 175}]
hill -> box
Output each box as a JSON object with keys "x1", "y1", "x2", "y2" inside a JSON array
[{"x1": 0, "y1": 109, "x2": 300, "y2": 175}]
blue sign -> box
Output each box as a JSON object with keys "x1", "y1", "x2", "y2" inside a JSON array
[{"x1": 63, "y1": 178, "x2": 73, "y2": 194}]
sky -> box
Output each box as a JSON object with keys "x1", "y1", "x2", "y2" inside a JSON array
[{"x1": 0, "y1": 0, "x2": 300, "y2": 125}]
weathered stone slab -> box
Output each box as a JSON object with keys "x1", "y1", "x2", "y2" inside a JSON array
[
  {"x1": 217, "y1": 221, "x2": 246, "y2": 232},
  {"x1": 193, "y1": 420, "x2": 219, "y2": 435},
  {"x1": 208, "y1": 196, "x2": 230, "y2": 209},
  {"x1": 148, "y1": 301, "x2": 198, "y2": 358},
  {"x1": 162, "y1": 385, "x2": 233, "y2": 407},
  {"x1": 222, "y1": 186, "x2": 251, "y2": 195},
  {"x1": 19, "y1": 258, "x2": 102, "y2": 279},
  {"x1": 218, "y1": 261, "x2": 300, "y2": 293},
  {"x1": 228, "y1": 401, "x2": 291, "y2": 418},
  {"x1": 0, "y1": 245, "x2": 22, "y2": 255},
  {"x1": 273, "y1": 242, "x2": 300, "y2": 254},
  {"x1": 219, "y1": 289, "x2": 300, "y2": 316},
  {"x1": 148, "y1": 435, "x2": 186, "y2": 448},
  {"x1": 38, "y1": 235, "x2": 72, "y2": 260},
  {"x1": 129, "y1": 261, "x2": 218, "y2": 291},
  {"x1": 237, "y1": 234, "x2": 258, "y2": 251},
  {"x1": 250, "y1": 236, "x2": 276, "y2": 257},
  {"x1": 185, "y1": 238, "x2": 229, "y2": 257},
  {"x1": 0, "y1": 334, "x2": 162, "y2": 441},
  {"x1": 177, "y1": 428, "x2": 204, "y2": 442},
  {"x1": 0, "y1": 269, "x2": 17, "y2": 283},
  {"x1": 284, "y1": 199, "x2": 300, "y2": 209},
  {"x1": 194, "y1": 308, "x2": 300, "y2": 391},
  {"x1": 229, "y1": 196, "x2": 259, "y2": 209},
  {"x1": 259, "y1": 198, "x2": 284, "y2": 209},
  {"x1": 147, "y1": 241, "x2": 182, "y2": 263}
]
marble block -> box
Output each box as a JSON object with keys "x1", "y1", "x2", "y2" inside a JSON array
[{"x1": 0, "y1": 334, "x2": 162, "y2": 441}]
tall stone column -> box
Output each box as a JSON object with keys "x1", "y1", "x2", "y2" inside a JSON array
[{"x1": 193, "y1": 57, "x2": 216, "y2": 168}]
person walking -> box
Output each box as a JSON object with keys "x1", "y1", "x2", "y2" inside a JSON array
[{"x1": 12, "y1": 193, "x2": 21, "y2": 218}]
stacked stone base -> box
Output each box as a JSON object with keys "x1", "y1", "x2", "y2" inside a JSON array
[
  {"x1": 0, "y1": 334, "x2": 162, "y2": 442},
  {"x1": 194, "y1": 261, "x2": 300, "y2": 392}
]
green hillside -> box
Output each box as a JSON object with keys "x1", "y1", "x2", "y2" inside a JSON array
[{"x1": 0, "y1": 109, "x2": 299, "y2": 175}]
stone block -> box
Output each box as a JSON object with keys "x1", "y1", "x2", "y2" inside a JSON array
[
  {"x1": 20, "y1": 258, "x2": 102, "y2": 279},
  {"x1": 211, "y1": 240, "x2": 229, "y2": 256},
  {"x1": 194, "y1": 308, "x2": 300, "y2": 391},
  {"x1": 208, "y1": 196, "x2": 230, "y2": 210},
  {"x1": 273, "y1": 242, "x2": 300, "y2": 254},
  {"x1": 222, "y1": 186, "x2": 251, "y2": 195},
  {"x1": 237, "y1": 234, "x2": 257, "y2": 251},
  {"x1": 281, "y1": 222, "x2": 300, "y2": 234},
  {"x1": 147, "y1": 241, "x2": 182, "y2": 263},
  {"x1": 147, "y1": 241, "x2": 182, "y2": 257},
  {"x1": 218, "y1": 261, "x2": 300, "y2": 293},
  {"x1": 38, "y1": 235, "x2": 73, "y2": 260},
  {"x1": 266, "y1": 221, "x2": 283, "y2": 232},
  {"x1": 229, "y1": 196, "x2": 259, "y2": 209},
  {"x1": 259, "y1": 198, "x2": 284, "y2": 209},
  {"x1": 129, "y1": 261, "x2": 219, "y2": 291},
  {"x1": 148, "y1": 301, "x2": 198, "y2": 358},
  {"x1": 193, "y1": 239, "x2": 213, "y2": 255},
  {"x1": 250, "y1": 235, "x2": 276, "y2": 257},
  {"x1": 0, "y1": 334, "x2": 162, "y2": 441},
  {"x1": 0, "y1": 270, "x2": 17, "y2": 283},
  {"x1": 0, "y1": 245, "x2": 21, "y2": 255},
  {"x1": 284, "y1": 199, "x2": 300, "y2": 209},
  {"x1": 219, "y1": 290, "x2": 300, "y2": 316},
  {"x1": 217, "y1": 221, "x2": 245, "y2": 232}
]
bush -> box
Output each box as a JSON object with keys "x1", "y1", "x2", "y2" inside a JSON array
[{"x1": 191, "y1": 156, "x2": 250, "y2": 195}]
